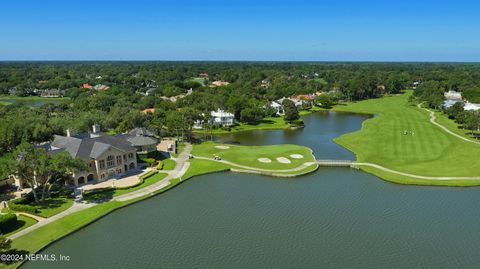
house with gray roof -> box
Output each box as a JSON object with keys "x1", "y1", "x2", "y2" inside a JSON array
[
  {"x1": 127, "y1": 127, "x2": 159, "y2": 153},
  {"x1": 48, "y1": 125, "x2": 140, "y2": 186}
]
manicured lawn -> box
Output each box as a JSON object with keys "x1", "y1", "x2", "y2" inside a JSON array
[
  {"x1": 162, "y1": 159, "x2": 176, "y2": 170},
  {"x1": 10, "y1": 201, "x2": 127, "y2": 257},
  {"x1": 333, "y1": 91, "x2": 480, "y2": 184},
  {"x1": 299, "y1": 106, "x2": 327, "y2": 116},
  {"x1": 196, "y1": 117, "x2": 290, "y2": 134},
  {"x1": 181, "y1": 159, "x2": 232, "y2": 180},
  {"x1": 0, "y1": 101, "x2": 11, "y2": 106},
  {"x1": 434, "y1": 111, "x2": 480, "y2": 140},
  {"x1": 192, "y1": 141, "x2": 315, "y2": 170},
  {"x1": 2, "y1": 214, "x2": 38, "y2": 237},
  {"x1": 23, "y1": 198, "x2": 74, "y2": 218}
]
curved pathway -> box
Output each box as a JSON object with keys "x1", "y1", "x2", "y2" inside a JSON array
[
  {"x1": 338, "y1": 104, "x2": 480, "y2": 181},
  {"x1": 352, "y1": 162, "x2": 480, "y2": 180},
  {"x1": 192, "y1": 156, "x2": 317, "y2": 173},
  {"x1": 9, "y1": 202, "x2": 95, "y2": 240},
  {"x1": 418, "y1": 103, "x2": 480, "y2": 145},
  {"x1": 8, "y1": 144, "x2": 193, "y2": 240},
  {"x1": 114, "y1": 143, "x2": 192, "y2": 202}
]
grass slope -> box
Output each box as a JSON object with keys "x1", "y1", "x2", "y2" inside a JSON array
[
  {"x1": 333, "y1": 91, "x2": 480, "y2": 185},
  {"x1": 181, "y1": 159, "x2": 232, "y2": 180},
  {"x1": 192, "y1": 142, "x2": 315, "y2": 170}
]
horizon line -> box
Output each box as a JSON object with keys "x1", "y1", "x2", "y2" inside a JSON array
[{"x1": 1, "y1": 60, "x2": 480, "y2": 64}]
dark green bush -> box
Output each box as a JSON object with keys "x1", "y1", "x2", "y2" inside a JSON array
[
  {"x1": 0, "y1": 213, "x2": 17, "y2": 233},
  {"x1": 8, "y1": 197, "x2": 38, "y2": 214}
]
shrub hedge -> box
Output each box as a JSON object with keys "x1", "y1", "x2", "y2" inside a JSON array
[
  {"x1": 0, "y1": 213, "x2": 17, "y2": 233},
  {"x1": 8, "y1": 197, "x2": 38, "y2": 214}
]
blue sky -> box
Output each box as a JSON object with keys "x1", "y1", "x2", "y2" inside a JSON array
[{"x1": 0, "y1": 0, "x2": 479, "y2": 61}]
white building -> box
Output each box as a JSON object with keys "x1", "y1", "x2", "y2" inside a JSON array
[
  {"x1": 270, "y1": 101, "x2": 285, "y2": 116},
  {"x1": 464, "y1": 102, "x2": 480, "y2": 111},
  {"x1": 444, "y1": 90, "x2": 462, "y2": 100},
  {"x1": 211, "y1": 109, "x2": 235, "y2": 126},
  {"x1": 277, "y1": 97, "x2": 303, "y2": 108}
]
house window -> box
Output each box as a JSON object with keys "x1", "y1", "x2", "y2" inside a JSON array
[
  {"x1": 99, "y1": 160, "x2": 105, "y2": 169},
  {"x1": 107, "y1": 155, "x2": 115, "y2": 168},
  {"x1": 123, "y1": 154, "x2": 127, "y2": 161},
  {"x1": 116, "y1": 156, "x2": 122, "y2": 165},
  {"x1": 128, "y1": 153, "x2": 134, "y2": 159},
  {"x1": 101, "y1": 174, "x2": 105, "y2": 179}
]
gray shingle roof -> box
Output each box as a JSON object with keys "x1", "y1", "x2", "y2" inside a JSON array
[
  {"x1": 51, "y1": 133, "x2": 136, "y2": 161},
  {"x1": 127, "y1": 136, "x2": 158, "y2": 147}
]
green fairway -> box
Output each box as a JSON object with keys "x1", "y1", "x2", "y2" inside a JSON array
[
  {"x1": 333, "y1": 91, "x2": 480, "y2": 185},
  {"x1": 192, "y1": 141, "x2": 316, "y2": 170}
]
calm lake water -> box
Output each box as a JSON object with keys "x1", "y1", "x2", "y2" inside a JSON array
[
  {"x1": 0, "y1": 99, "x2": 65, "y2": 107},
  {"x1": 25, "y1": 112, "x2": 480, "y2": 269}
]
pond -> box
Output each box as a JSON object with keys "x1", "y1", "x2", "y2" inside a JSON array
[
  {"x1": 25, "y1": 112, "x2": 480, "y2": 269},
  {"x1": 0, "y1": 98, "x2": 66, "y2": 107}
]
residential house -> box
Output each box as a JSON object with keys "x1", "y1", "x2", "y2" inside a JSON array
[
  {"x1": 127, "y1": 128, "x2": 159, "y2": 154},
  {"x1": 199, "y1": 72, "x2": 209, "y2": 78},
  {"x1": 46, "y1": 125, "x2": 138, "y2": 186},
  {"x1": 260, "y1": 80, "x2": 271, "y2": 88},
  {"x1": 464, "y1": 102, "x2": 480, "y2": 111},
  {"x1": 270, "y1": 101, "x2": 285, "y2": 116},
  {"x1": 277, "y1": 97, "x2": 304, "y2": 108},
  {"x1": 443, "y1": 90, "x2": 463, "y2": 109},
  {"x1": 445, "y1": 90, "x2": 462, "y2": 100},
  {"x1": 142, "y1": 108, "x2": 156, "y2": 114},
  {"x1": 80, "y1": 83, "x2": 93, "y2": 89},
  {"x1": 211, "y1": 109, "x2": 235, "y2": 126},
  {"x1": 93, "y1": 84, "x2": 110, "y2": 91},
  {"x1": 209, "y1": 81, "x2": 230, "y2": 88},
  {"x1": 40, "y1": 89, "x2": 65, "y2": 98}
]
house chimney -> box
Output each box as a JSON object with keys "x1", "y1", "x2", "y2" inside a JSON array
[
  {"x1": 66, "y1": 128, "x2": 76, "y2": 137},
  {"x1": 92, "y1": 124, "x2": 101, "y2": 134}
]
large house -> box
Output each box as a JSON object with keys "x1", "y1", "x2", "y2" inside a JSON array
[
  {"x1": 464, "y1": 102, "x2": 480, "y2": 111},
  {"x1": 443, "y1": 90, "x2": 464, "y2": 109},
  {"x1": 48, "y1": 126, "x2": 138, "y2": 186},
  {"x1": 442, "y1": 90, "x2": 480, "y2": 111},
  {"x1": 211, "y1": 109, "x2": 235, "y2": 126},
  {"x1": 15, "y1": 125, "x2": 161, "y2": 187},
  {"x1": 270, "y1": 101, "x2": 285, "y2": 116}
]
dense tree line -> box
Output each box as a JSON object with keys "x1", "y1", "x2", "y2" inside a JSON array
[{"x1": 1, "y1": 62, "x2": 480, "y2": 180}]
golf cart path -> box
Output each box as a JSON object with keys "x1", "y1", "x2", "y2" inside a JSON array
[
  {"x1": 114, "y1": 143, "x2": 192, "y2": 202},
  {"x1": 418, "y1": 103, "x2": 480, "y2": 145},
  {"x1": 353, "y1": 163, "x2": 480, "y2": 180}
]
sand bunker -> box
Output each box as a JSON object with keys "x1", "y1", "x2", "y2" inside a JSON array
[
  {"x1": 215, "y1": 145, "x2": 230, "y2": 149},
  {"x1": 276, "y1": 157, "x2": 291, "y2": 164},
  {"x1": 290, "y1": 154, "x2": 304, "y2": 159},
  {"x1": 258, "y1": 158, "x2": 272, "y2": 163}
]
